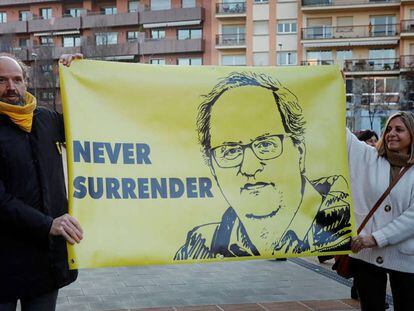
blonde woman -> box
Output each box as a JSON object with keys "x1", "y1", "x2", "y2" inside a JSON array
[{"x1": 347, "y1": 111, "x2": 414, "y2": 311}]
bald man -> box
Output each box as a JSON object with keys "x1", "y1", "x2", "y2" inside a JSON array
[{"x1": 0, "y1": 54, "x2": 82, "y2": 310}]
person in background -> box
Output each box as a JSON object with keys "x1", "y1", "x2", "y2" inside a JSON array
[
  {"x1": 357, "y1": 129, "x2": 379, "y2": 147},
  {"x1": 0, "y1": 53, "x2": 83, "y2": 311},
  {"x1": 347, "y1": 112, "x2": 414, "y2": 311}
]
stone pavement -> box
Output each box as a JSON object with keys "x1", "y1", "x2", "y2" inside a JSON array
[{"x1": 50, "y1": 258, "x2": 386, "y2": 311}]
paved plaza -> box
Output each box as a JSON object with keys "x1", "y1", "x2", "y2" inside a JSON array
[{"x1": 49, "y1": 258, "x2": 388, "y2": 311}]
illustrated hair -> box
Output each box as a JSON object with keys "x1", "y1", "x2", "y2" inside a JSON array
[
  {"x1": 197, "y1": 72, "x2": 306, "y2": 166},
  {"x1": 377, "y1": 111, "x2": 414, "y2": 164}
]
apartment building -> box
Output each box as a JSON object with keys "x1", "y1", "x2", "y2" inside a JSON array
[
  {"x1": 0, "y1": 0, "x2": 412, "y2": 131},
  {"x1": 0, "y1": 0, "x2": 206, "y2": 110},
  {"x1": 211, "y1": 0, "x2": 413, "y2": 132},
  {"x1": 299, "y1": 0, "x2": 414, "y2": 132}
]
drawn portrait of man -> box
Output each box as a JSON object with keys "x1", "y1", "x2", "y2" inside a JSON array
[{"x1": 174, "y1": 72, "x2": 352, "y2": 260}]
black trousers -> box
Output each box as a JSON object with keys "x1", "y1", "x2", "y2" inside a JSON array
[
  {"x1": 351, "y1": 257, "x2": 414, "y2": 311},
  {"x1": 0, "y1": 290, "x2": 58, "y2": 311}
]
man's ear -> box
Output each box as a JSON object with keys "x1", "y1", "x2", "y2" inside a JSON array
[{"x1": 297, "y1": 142, "x2": 306, "y2": 173}]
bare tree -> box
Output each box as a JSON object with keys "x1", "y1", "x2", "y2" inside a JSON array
[
  {"x1": 352, "y1": 77, "x2": 399, "y2": 130},
  {"x1": 82, "y1": 16, "x2": 111, "y2": 60},
  {"x1": 31, "y1": 37, "x2": 58, "y2": 110},
  {"x1": 0, "y1": 33, "x2": 15, "y2": 53},
  {"x1": 400, "y1": 68, "x2": 414, "y2": 112}
]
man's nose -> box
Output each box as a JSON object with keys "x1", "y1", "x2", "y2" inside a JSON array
[
  {"x1": 239, "y1": 147, "x2": 263, "y2": 177},
  {"x1": 5, "y1": 79, "x2": 16, "y2": 90}
]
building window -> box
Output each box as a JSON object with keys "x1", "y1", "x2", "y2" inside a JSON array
[
  {"x1": 223, "y1": 25, "x2": 245, "y2": 35},
  {"x1": 19, "y1": 11, "x2": 30, "y2": 21},
  {"x1": 277, "y1": 20, "x2": 297, "y2": 34},
  {"x1": 254, "y1": 0, "x2": 268, "y2": 3},
  {"x1": 101, "y1": 7, "x2": 117, "y2": 15},
  {"x1": 253, "y1": 52, "x2": 269, "y2": 66},
  {"x1": 182, "y1": 0, "x2": 196, "y2": 8},
  {"x1": 221, "y1": 55, "x2": 246, "y2": 66},
  {"x1": 0, "y1": 12, "x2": 7, "y2": 23},
  {"x1": 40, "y1": 36, "x2": 53, "y2": 46},
  {"x1": 306, "y1": 50, "x2": 333, "y2": 65},
  {"x1": 63, "y1": 36, "x2": 81, "y2": 47},
  {"x1": 177, "y1": 29, "x2": 202, "y2": 40},
  {"x1": 361, "y1": 77, "x2": 399, "y2": 105},
  {"x1": 127, "y1": 31, "x2": 139, "y2": 42},
  {"x1": 277, "y1": 51, "x2": 297, "y2": 66},
  {"x1": 221, "y1": 25, "x2": 245, "y2": 45},
  {"x1": 177, "y1": 57, "x2": 202, "y2": 65},
  {"x1": 19, "y1": 38, "x2": 29, "y2": 48},
  {"x1": 150, "y1": 59, "x2": 166, "y2": 65},
  {"x1": 370, "y1": 15, "x2": 396, "y2": 36},
  {"x1": 151, "y1": 29, "x2": 166, "y2": 40},
  {"x1": 64, "y1": 8, "x2": 83, "y2": 17},
  {"x1": 96, "y1": 32, "x2": 118, "y2": 45},
  {"x1": 368, "y1": 49, "x2": 397, "y2": 70},
  {"x1": 253, "y1": 21, "x2": 269, "y2": 35},
  {"x1": 129, "y1": 1, "x2": 139, "y2": 12},
  {"x1": 41, "y1": 64, "x2": 53, "y2": 73},
  {"x1": 337, "y1": 50, "x2": 352, "y2": 61},
  {"x1": 151, "y1": 0, "x2": 171, "y2": 11},
  {"x1": 40, "y1": 8, "x2": 52, "y2": 20}
]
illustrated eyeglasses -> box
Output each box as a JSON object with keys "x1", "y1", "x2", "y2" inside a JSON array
[{"x1": 210, "y1": 134, "x2": 287, "y2": 168}]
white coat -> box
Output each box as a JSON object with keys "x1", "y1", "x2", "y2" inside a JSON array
[{"x1": 347, "y1": 129, "x2": 414, "y2": 273}]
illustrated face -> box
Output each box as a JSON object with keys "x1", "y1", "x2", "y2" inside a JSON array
[
  {"x1": 209, "y1": 86, "x2": 304, "y2": 223},
  {"x1": 365, "y1": 135, "x2": 378, "y2": 147},
  {"x1": 0, "y1": 57, "x2": 26, "y2": 106},
  {"x1": 385, "y1": 117, "x2": 412, "y2": 155}
]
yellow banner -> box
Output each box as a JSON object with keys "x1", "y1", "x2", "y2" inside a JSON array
[{"x1": 60, "y1": 61, "x2": 355, "y2": 269}]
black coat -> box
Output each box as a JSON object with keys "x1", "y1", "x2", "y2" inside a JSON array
[{"x1": 0, "y1": 107, "x2": 77, "y2": 302}]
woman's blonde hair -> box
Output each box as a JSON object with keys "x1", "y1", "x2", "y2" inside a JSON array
[{"x1": 377, "y1": 111, "x2": 414, "y2": 164}]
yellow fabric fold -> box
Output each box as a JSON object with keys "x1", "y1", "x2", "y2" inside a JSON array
[{"x1": 0, "y1": 92, "x2": 37, "y2": 132}]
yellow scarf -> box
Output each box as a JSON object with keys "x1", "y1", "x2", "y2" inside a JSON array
[{"x1": 0, "y1": 92, "x2": 37, "y2": 132}]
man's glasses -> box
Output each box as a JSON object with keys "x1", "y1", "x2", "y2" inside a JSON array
[{"x1": 211, "y1": 134, "x2": 286, "y2": 168}]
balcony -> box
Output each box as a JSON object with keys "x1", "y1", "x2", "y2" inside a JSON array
[
  {"x1": 0, "y1": 21, "x2": 27, "y2": 34},
  {"x1": 82, "y1": 11, "x2": 139, "y2": 29},
  {"x1": 0, "y1": 0, "x2": 54, "y2": 6},
  {"x1": 343, "y1": 58, "x2": 399, "y2": 73},
  {"x1": 82, "y1": 42, "x2": 139, "y2": 58},
  {"x1": 216, "y1": 34, "x2": 246, "y2": 49},
  {"x1": 140, "y1": 38, "x2": 204, "y2": 55},
  {"x1": 12, "y1": 48, "x2": 28, "y2": 61},
  {"x1": 302, "y1": 0, "x2": 400, "y2": 12},
  {"x1": 53, "y1": 46, "x2": 82, "y2": 59},
  {"x1": 29, "y1": 45, "x2": 79, "y2": 60},
  {"x1": 301, "y1": 24, "x2": 399, "y2": 47},
  {"x1": 28, "y1": 16, "x2": 81, "y2": 33},
  {"x1": 215, "y1": 2, "x2": 246, "y2": 18},
  {"x1": 301, "y1": 60, "x2": 335, "y2": 65},
  {"x1": 301, "y1": 58, "x2": 400, "y2": 73},
  {"x1": 401, "y1": 20, "x2": 414, "y2": 37},
  {"x1": 140, "y1": 7, "x2": 203, "y2": 27},
  {"x1": 400, "y1": 55, "x2": 414, "y2": 70}
]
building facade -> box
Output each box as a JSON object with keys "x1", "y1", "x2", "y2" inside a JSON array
[{"x1": 0, "y1": 0, "x2": 412, "y2": 133}]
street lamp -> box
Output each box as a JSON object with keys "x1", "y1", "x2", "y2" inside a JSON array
[{"x1": 31, "y1": 52, "x2": 38, "y2": 99}]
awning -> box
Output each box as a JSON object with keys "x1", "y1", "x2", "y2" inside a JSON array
[
  {"x1": 102, "y1": 55, "x2": 135, "y2": 61},
  {"x1": 143, "y1": 20, "x2": 201, "y2": 29},
  {"x1": 302, "y1": 38, "x2": 399, "y2": 48},
  {"x1": 34, "y1": 30, "x2": 80, "y2": 36}
]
